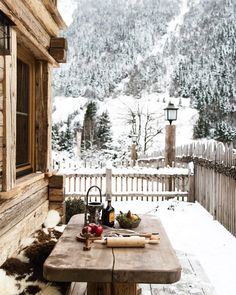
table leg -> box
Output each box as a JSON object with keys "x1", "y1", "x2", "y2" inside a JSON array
[
  {"x1": 87, "y1": 282, "x2": 111, "y2": 295},
  {"x1": 112, "y1": 283, "x2": 138, "y2": 295},
  {"x1": 87, "y1": 282, "x2": 138, "y2": 295}
]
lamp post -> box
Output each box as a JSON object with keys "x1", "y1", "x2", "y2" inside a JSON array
[
  {"x1": 164, "y1": 102, "x2": 178, "y2": 167},
  {"x1": 130, "y1": 133, "x2": 138, "y2": 167}
]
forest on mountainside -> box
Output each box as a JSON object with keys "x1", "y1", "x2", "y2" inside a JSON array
[
  {"x1": 53, "y1": 0, "x2": 180, "y2": 100},
  {"x1": 53, "y1": 0, "x2": 236, "y2": 158},
  {"x1": 170, "y1": 0, "x2": 236, "y2": 142}
]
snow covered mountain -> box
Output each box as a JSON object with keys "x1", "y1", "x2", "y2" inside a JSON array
[{"x1": 53, "y1": 0, "x2": 236, "y2": 160}]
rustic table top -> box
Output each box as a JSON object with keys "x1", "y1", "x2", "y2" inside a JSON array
[{"x1": 43, "y1": 214, "x2": 181, "y2": 284}]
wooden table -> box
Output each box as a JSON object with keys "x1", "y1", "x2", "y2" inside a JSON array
[{"x1": 43, "y1": 214, "x2": 181, "y2": 295}]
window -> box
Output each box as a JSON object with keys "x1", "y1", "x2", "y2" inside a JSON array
[{"x1": 16, "y1": 49, "x2": 35, "y2": 176}]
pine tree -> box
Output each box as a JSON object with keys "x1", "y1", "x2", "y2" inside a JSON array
[
  {"x1": 96, "y1": 111, "x2": 112, "y2": 149},
  {"x1": 82, "y1": 101, "x2": 98, "y2": 149},
  {"x1": 57, "y1": 117, "x2": 74, "y2": 155}
]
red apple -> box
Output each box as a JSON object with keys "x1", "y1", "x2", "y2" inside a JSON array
[
  {"x1": 94, "y1": 224, "x2": 103, "y2": 237},
  {"x1": 88, "y1": 223, "x2": 98, "y2": 234},
  {"x1": 82, "y1": 225, "x2": 92, "y2": 234}
]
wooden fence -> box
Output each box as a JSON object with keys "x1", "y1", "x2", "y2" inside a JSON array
[
  {"x1": 65, "y1": 168, "x2": 191, "y2": 202},
  {"x1": 176, "y1": 140, "x2": 236, "y2": 236}
]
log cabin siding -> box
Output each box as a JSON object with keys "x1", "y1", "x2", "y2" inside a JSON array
[
  {"x1": 0, "y1": 56, "x2": 4, "y2": 191},
  {"x1": 0, "y1": 1, "x2": 66, "y2": 263}
]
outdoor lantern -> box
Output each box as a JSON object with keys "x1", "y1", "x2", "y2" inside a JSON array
[
  {"x1": 164, "y1": 102, "x2": 178, "y2": 125},
  {"x1": 131, "y1": 133, "x2": 138, "y2": 144},
  {"x1": 0, "y1": 11, "x2": 14, "y2": 55}
]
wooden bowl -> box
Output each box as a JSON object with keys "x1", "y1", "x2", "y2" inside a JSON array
[{"x1": 116, "y1": 214, "x2": 141, "y2": 229}]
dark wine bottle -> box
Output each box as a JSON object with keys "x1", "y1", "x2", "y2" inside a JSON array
[{"x1": 102, "y1": 199, "x2": 115, "y2": 227}]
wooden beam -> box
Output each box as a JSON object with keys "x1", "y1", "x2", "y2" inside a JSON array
[
  {"x1": 2, "y1": 29, "x2": 17, "y2": 191},
  {"x1": 0, "y1": 3, "x2": 58, "y2": 66},
  {"x1": 2, "y1": 0, "x2": 51, "y2": 48},
  {"x1": 49, "y1": 47, "x2": 67, "y2": 63},
  {"x1": 50, "y1": 37, "x2": 68, "y2": 50},
  {"x1": 35, "y1": 61, "x2": 52, "y2": 172},
  {"x1": 22, "y1": 0, "x2": 60, "y2": 37},
  {"x1": 42, "y1": 0, "x2": 67, "y2": 29}
]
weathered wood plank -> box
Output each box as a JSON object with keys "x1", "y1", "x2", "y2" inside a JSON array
[
  {"x1": 66, "y1": 282, "x2": 87, "y2": 295},
  {"x1": 113, "y1": 216, "x2": 181, "y2": 284},
  {"x1": 50, "y1": 37, "x2": 68, "y2": 49},
  {"x1": 49, "y1": 47, "x2": 67, "y2": 63},
  {"x1": 0, "y1": 200, "x2": 49, "y2": 266},
  {"x1": 0, "y1": 173, "x2": 47, "y2": 200},
  {"x1": 151, "y1": 251, "x2": 217, "y2": 295},
  {"x1": 49, "y1": 188, "x2": 64, "y2": 202},
  {"x1": 0, "y1": 186, "x2": 48, "y2": 237},
  {"x1": 2, "y1": 29, "x2": 17, "y2": 191},
  {"x1": 3, "y1": 0, "x2": 51, "y2": 47},
  {"x1": 0, "y1": 3, "x2": 58, "y2": 66},
  {"x1": 22, "y1": 0, "x2": 60, "y2": 36},
  {"x1": 87, "y1": 283, "x2": 111, "y2": 295},
  {"x1": 49, "y1": 174, "x2": 65, "y2": 188},
  {"x1": 42, "y1": 0, "x2": 67, "y2": 29},
  {"x1": 35, "y1": 61, "x2": 52, "y2": 172}
]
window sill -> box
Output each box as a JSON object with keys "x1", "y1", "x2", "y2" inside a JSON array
[{"x1": 0, "y1": 172, "x2": 47, "y2": 200}]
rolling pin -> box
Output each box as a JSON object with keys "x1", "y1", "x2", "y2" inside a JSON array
[{"x1": 94, "y1": 236, "x2": 160, "y2": 248}]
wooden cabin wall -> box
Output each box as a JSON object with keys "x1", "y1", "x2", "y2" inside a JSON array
[
  {"x1": 0, "y1": 57, "x2": 3, "y2": 192},
  {"x1": 0, "y1": 0, "x2": 66, "y2": 264},
  {"x1": 0, "y1": 174, "x2": 49, "y2": 265}
]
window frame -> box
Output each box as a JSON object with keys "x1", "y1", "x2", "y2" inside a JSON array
[{"x1": 16, "y1": 47, "x2": 35, "y2": 176}]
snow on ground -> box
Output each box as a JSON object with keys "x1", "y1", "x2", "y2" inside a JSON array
[{"x1": 113, "y1": 200, "x2": 236, "y2": 295}]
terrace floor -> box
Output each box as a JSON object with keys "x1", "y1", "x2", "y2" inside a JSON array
[{"x1": 111, "y1": 200, "x2": 236, "y2": 295}]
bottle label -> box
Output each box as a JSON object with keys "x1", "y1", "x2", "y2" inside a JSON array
[{"x1": 109, "y1": 211, "x2": 115, "y2": 223}]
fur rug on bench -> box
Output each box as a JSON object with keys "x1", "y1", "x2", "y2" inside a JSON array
[{"x1": 0, "y1": 211, "x2": 69, "y2": 295}]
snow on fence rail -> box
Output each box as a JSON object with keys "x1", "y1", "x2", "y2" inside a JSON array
[{"x1": 65, "y1": 167, "x2": 191, "y2": 202}]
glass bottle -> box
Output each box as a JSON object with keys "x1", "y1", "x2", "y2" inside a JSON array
[{"x1": 102, "y1": 198, "x2": 115, "y2": 227}]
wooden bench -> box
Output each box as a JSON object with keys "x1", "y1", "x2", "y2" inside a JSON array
[
  {"x1": 66, "y1": 283, "x2": 143, "y2": 295},
  {"x1": 66, "y1": 282, "x2": 87, "y2": 295}
]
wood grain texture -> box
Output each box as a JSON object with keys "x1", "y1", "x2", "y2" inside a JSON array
[
  {"x1": 44, "y1": 215, "x2": 181, "y2": 285},
  {"x1": 35, "y1": 61, "x2": 52, "y2": 172},
  {"x1": 66, "y1": 282, "x2": 87, "y2": 295},
  {"x1": 42, "y1": 0, "x2": 67, "y2": 29},
  {"x1": 0, "y1": 186, "x2": 48, "y2": 238},
  {"x1": 0, "y1": 3, "x2": 58, "y2": 66},
  {"x1": 49, "y1": 174, "x2": 65, "y2": 188},
  {"x1": 87, "y1": 283, "x2": 111, "y2": 295},
  {"x1": 2, "y1": 29, "x2": 17, "y2": 191},
  {"x1": 165, "y1": 125, "x2": 176, "y2": 167},
  {"x1": 0, "y1": 200, "x2": 48, "y2": 266},
  {"x1": 2, "y1": 0, "x2": 51, "y2": 48},
  {"x1": 113, "y1": 215, "x2": 181, "y2": 284},
  {"x1": 0, "y1": 173, "x2": 47, "y2": 200},
  {"x1": 113, "y1": 283, "x2": 137, "y2": 295},
  {"x1": 49, "y1": 188, "x2": 64, "y2": 202},
  {"x1": 22, "y1": 0, "x2": 60, "y2": 36}
]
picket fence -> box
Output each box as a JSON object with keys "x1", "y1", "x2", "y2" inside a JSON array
[
  {"x1": 65, "y1": 168, "x2": 191, "y2": 202},
  {"x1": 138, "y1": 140, "x2": 236, "y2": 236},
  {"x1": 177, "y1": 140, "x2": 236, "y2": 236}
]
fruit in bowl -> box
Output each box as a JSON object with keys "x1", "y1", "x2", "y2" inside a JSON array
[{"x1": 116, "y1": 210, "x2": 141, "y2": 229}]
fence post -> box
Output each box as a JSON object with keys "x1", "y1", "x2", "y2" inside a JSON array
[
  {"x1": 188, "y1": 175, "x2": 195, "y2": 203},
  {"x1": 106, "y1": 168, "x2": 112, "y2": 198}
]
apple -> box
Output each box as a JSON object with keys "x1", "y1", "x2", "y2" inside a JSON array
[
  {"x1": 88, "y1": 223, "x2": 98, "y2": 234},
  {"x1": 94, "y1": 224, "x2": 103, "y2": 237},
  {"x1": 82, "y1": 225, "x2": 92, "y2": 234}
]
